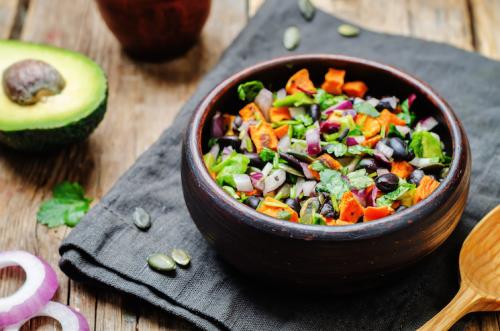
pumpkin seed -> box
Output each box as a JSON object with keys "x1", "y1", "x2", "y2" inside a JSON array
[
  {"x1": 298, "y1": 0, "x2": 315, "y2": 21},
  {"x1": 338, "y1": 24, "x2": 360, "y2": 38},
  {"x1": 148, "y1": 253, "x2": 176, "y2": 272},
  {"x1": 133, "y1": 207, "x2": 151, "y2": 230},
  {"x1": 283, "y1": 26, "x2": 301, "y2": 51},
  {"x1": 171, "y1": 248, "x2": 191, "y2": 266}
]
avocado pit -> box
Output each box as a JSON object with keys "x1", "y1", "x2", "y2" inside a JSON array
[{"x1": 2, "y1": 59, "x2": 65, "y2": 105}]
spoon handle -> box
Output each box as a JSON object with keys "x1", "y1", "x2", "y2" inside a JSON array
[{"x1": 418, "y1": 285, "x2": 481, "y2": 331}]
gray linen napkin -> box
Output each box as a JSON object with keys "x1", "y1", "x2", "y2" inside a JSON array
[{"x1": 59, "y1": 0, "x2": 500, "y2": 330}]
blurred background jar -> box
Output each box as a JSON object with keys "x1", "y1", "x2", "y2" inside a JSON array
[{"x1": 95, "y1": 0, "x2": 211, "y2": 61}]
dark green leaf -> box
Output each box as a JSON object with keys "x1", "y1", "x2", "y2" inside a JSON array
[
  {"x1": 398, "y1": 98, "x2": 416, "y2": 125},
  {"x1": 53, "y1": 181, "x2": 85, "y2": 200},
  {"x1": 259, "y1": 147, "x2": 276, "y2": 162},
  {"x1": 376, "y1": 183, "x2": 415, "y2": 207},
  {"x1": 37, "y1": 198, "x2": 90, "y2": 228},
  {"x1": 346, "y1": 169, "x2": 374, "y2": 189},
  {"x1": 310, "y1": 160, "x2": 327, "y2": 172},
  {"x1": 316, "y1": 169, "x2": 349, "y2": 200},
  {"x1": 237, "y1": 80, "x2": 264, "y2": 102},
  {"x1": 346, "y1": 145, "x2": 374, "y2": 156},
  {"x1": 325, "y1": 142, "x2": 347, "y2": 157}
]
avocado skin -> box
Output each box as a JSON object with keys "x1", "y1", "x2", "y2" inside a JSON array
[{"x1": 0, "y1": 95, "x2": 107, "y2": 152}]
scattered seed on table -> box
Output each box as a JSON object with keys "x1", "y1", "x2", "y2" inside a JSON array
[
  {"x1": 148, "y1": 253, "x2": 176, "y2": 272},
  {"x1": 283, "y1": 26, "x2": 301, "y2": 51},
  {"x1": 338, "y1": 24, "x2": 360, "y2": 38},
  {"x1": 133, "y1": 207, "x2": 151, "y2": 230},
  {"x1": 298, "y1": 0, "x2": 315, "y2": 21},
  {"x1": 171, "y1": 248, "x2": 191, "y2": 266}
]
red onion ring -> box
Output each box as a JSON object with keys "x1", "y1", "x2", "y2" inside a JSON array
[
  {"x1": 4, "y1": 301, "x2": 89, "y2": 331},
  {"x1": 0, "y1": 251, "x2": 58, "y2": 327}
]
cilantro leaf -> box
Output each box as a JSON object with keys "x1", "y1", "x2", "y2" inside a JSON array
[
  {"x1": 346, "y1": 169, "x2": 374, "y2": 189},
  {"x1": 316, "y1": 169, "x2": 349, "y2": 200},
  {"x1": 310, "y1": 160, "x2": 327, "y2": 172},
  {"x1": 325, "y1": 142, "x2": 347, "y2": 157},
  {"x1": 37, "y1": 182, "x2": 92, "y2": 228},
  {"x1": 273, "y1": 92, "x2": 314, "y2": 107},
  {"x1": 346, "y1": 145, "x2": 374, "y2": 156},
  {"x1": 237, "y1": 81, "x2": 264, "y2": 102},
  {"x1": 354, "y1": 102, "x2": 380, "y2": 117}
]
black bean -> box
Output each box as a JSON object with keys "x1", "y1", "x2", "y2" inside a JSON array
[
  {"x1": 375, "y1": 173, "x2": 399, "y2": 192},
  {"x1": 376, "y1": 96, "x2": 399, "y2": 111},
  {"x1": 320, "y1": 201, "x2": 336, "y2": 218},
  {"x1": 357, "y1": 158, "x2": 378, "y2": 174},
  {"x1": 245, "y1": 196, "x2": 262, "y2": 209},
  {"x1": 279, "y1": 152, "x2": 303, "y2": 170},
  {"x1": 285, "y1": 198, "x2": 301, "y2": 213},
  {"x1": 244, "y1": 152, "x2": 264, "y2": 167},
  {"x1": 388, "y1": 137, "x2": 410, "y2": 161},
  {"x1": 408, "y1": 169, "x2": 425, "y2": 186},
  {"x1": 308, "y1": 104, "x2": 321, "y2": 122},
  {"x1": 218, "y1": 135, "x2": 240, "y2": 150},
  {"x1": 337, "y1": 128, "x2": 349, "y2": 142}
]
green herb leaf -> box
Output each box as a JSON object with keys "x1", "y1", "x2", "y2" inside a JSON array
[
  {"x1": 36, "y1": 182, "x2": 92, "y2": 228},
  {"x1": 409, "y1": 131, "x2": 443, "y2": 159},
  {"x1": 283, "y1": 26, "x2": 301, "y2": 51},
  {"x1": 292, "y1": 123, "x2": 307, "y2": 139},
  {"x1": 338, "y1": 24, "x2": 360, "y2": 38},
  {"x1": 354, "y1": 102, "x2": 380, "y2": 117},
  {"x1": 273, "y1": 92, "x2": 314, "y2": 107},
  {"x1": 398, "y1": 97, "x2": 416, "y2": 125},
  {"x1": 259, "y1": 147, "x2": 276, "y2": 162},
  {"x1": 298, "y1": 0, "x2": 315, "y2": 21},
  {"x1": 346, "y1": 145, "x2": 374, "y2": 156},
  {"x1": 294, "y1": 113, "x2": 313, "y2": 126},
  {"x1": 325, "y1": 142, "x2": 348, "y2": 157},
  {"x1": 347, "y1": 127, "x2": 363, "y2": 136},
  {"x1": 310, "y1": 160, "x2": 327, "y2": 172},
  {"x1": 388, "y1": 124, "x2": 405, "y2": 139},
  {"x1": 376, "y1": 183, "x2": 415, "y2": 207},
  {"x1": 346, "y1": 169, "x2": 374, "y2": 189},
  {"x1": 316, "y1": 169, "x2": 349, "y2": 200},
  {"x1": 314, "y1": 89, "x2": 347, "y2": 110},
  {"x1": 237, "y1": 80, "x2": 264, "y2": 102}
]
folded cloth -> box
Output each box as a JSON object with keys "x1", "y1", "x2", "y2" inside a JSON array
[{"x1": 60, "y1": 0, "x2": 500, "y2": 330}]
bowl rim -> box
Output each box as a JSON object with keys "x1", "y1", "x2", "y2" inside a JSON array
[{"x1": 185, "y1": 54, "x2": 467, "y2": 241}]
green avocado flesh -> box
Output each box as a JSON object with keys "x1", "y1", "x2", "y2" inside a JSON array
[{"x1": 0, "y1": 40, "x2": 107, "y2": 151}]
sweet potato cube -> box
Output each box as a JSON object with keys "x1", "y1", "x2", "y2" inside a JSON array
[
  {"x1": 285, "y1": 69, "x2": 316, "y2": 95},
  {"x1": 239, "y1": 102, "x2": 265, "y2": 121},
  {"x1": 342, "y1": 81, "x2": 368, "y2": 98},
  {"x1": 414, "y1": 175, "x2": 440, "y2": 204},
  {"x1": 391, "y1": 161, "x2": 414, "y2": 179},
  {"x1": 317, "y1": 154, "x2": 342, "y2": 170},
  {"x1": 364, "y1": 206, "x2": 395, "y2": 222},
  {"x1": 321, "y1": 68, "x2": 345, "y2": 95},
  {"x1": 249, "y1": 122, "x2": 278, "y2": 152},
  {"x1": 339, "y1": 191, "x2": 365, "y2": 223},
  {"x1": 269, "y1": 107, "x2": 291, "y2": 123}
]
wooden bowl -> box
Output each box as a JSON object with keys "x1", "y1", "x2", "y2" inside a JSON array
[
  {"x1": 181, "y1": 55, "x2": 471, "y2": 292},
  {"x1": 95, "y1": 0, "x2": 211, "y2": 60}
]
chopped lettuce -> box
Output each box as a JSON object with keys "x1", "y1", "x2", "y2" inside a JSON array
[
  {"x1": 212, "y1": 152, "x2": 250, "y2": 187},
  {"x1": 237, "y1": 80, "x2": 264, "y2": 102},
  {"x1": 376, "y1": 182, "x2": 416, "y2": 207},
  {"x1": 273, "y1": 92, "x2": 314, "y2": 107},
  {"x1": 409, "y1": 131, "x2": 443, "y2": 159},
  {"x1": 354, "y1": 102, "x2": 380, "y2": 117}
]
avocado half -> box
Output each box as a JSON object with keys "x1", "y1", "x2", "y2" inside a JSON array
[{"x1": 0, "y1": 40, "x2": 108, "y2": 152}]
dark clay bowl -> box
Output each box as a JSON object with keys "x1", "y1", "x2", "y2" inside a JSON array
[{"x1": 181, "y1": 55, "x2": 471, "y2": 292}]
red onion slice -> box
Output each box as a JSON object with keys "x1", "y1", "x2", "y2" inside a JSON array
[
  {"x1": 211, "y1": 111, "x2": 225, "y2": 138},
  {"x1": 0, "y1": 251, "x2": 58, "y2": 327},
  {"x1": 301, "y1": 181, "x2": 317, "y2": 197},
  {"x1": 300, "y1": 162, "x2": 314, "y2": 179},
  {"x1": 395, "y1": 125, "x2": 411, "y2": 136},
  {"x1": 376, "y1": 141, "x2": 394, "y2": 159},
  {"x1": 276, "y1": 88, "x2": 286, "y2": 100},
  {"x1": 408, "y1": 93, "x2": 417, "y2": 107},
  {"x1": 367, "y1": 186, "x2": 380, "y2": 207},
  {"x1": 305, "y1": 126, "x2": 321, "y2": 156},
  {"x1": 255, "y1": 88, "x2": 273, "y2": 121},
  {"x1": 233, "y1": 174, "x2": 253, "y2": 192},
  {"x1": 250, "y1": 172, "x2": 265, "y2": 191},
  {"x1": 319, "y1": 121, "x2": 340, "y2": 134},
  {"x1": 4, "y1": 301, "x2": 89, "y2": 331},
  {"x1": 278, "y1": 135, "x2": 291, "y2": 151},
  {"x1": 264, "y1": 169, "x2": 286, "y2": 194},
  {"x1": 324, "y1": 100, "x2": 353, "y2": 115},
  {"x1": 415, "y1": 116, "x2": 438, "y2": 132},
  {"x1": 208, "y1": 143, "x2": 220, "y2": 160}
]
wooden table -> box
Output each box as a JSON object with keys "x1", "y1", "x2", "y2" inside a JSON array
[{"x1": 0, "y1": 0, "x2": 498, "y2": 330}]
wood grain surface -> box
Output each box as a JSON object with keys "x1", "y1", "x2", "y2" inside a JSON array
[{"x1": 0, "y1": 0, "x2": 499, "y2": 330}]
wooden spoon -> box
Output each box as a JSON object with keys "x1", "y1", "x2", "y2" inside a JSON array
[{"x1": 418, "y1": 205, "x2": 500, "y2": 331}]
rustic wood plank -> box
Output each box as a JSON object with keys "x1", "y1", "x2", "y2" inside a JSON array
[
  {"x1": 0, "y1": 0, "x2": 18, "y2": 38},
  {"x1": 0, "y1": 0, "x2": 247, "y2": 330},
  {"x1": 470, "y1": 0, "x2": 500, "y2": 59}
]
